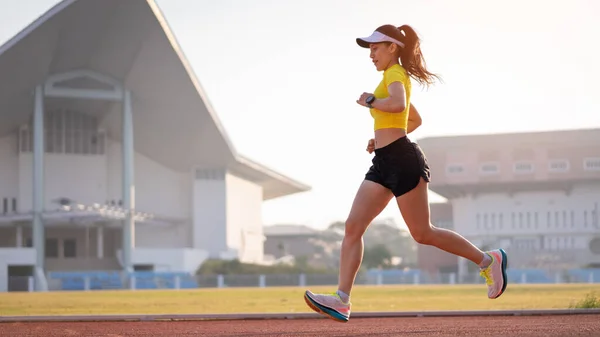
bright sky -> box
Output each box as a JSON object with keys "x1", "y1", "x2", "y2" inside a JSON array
[{"x1": 1, "y1": 0, "x2": 599, "y2": 230}]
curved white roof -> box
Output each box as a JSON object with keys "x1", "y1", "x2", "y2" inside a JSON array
[{"x1": 0, "y1": 0, "x2": 310, "y2": 200}]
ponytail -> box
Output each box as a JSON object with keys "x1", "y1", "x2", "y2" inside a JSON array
[{"x1": 397, "y1": 25, "x2": 440, "y2": 87}]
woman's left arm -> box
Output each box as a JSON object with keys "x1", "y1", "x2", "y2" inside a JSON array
[{"x1": 406, "y1": 103, "x2": 422, "y2": 133}]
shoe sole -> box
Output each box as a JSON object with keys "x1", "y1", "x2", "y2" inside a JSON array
[
  {"x1": 303, "y1": 291, "x2": 349, "y2": 323},
  {"x1": 490, "y1": 248, "x2": 508, "y2": 299}
]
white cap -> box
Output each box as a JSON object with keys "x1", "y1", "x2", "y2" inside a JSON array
[{"x1": 356, "y1": 26, "x2": 405, "y2": 49}]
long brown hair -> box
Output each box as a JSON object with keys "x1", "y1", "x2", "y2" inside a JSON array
[{"x1": 394, "y1": 25, "x2": 441, "y2": 87}]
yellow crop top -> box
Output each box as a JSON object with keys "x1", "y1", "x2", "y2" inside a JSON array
[{"x1": 370, "y1": 63, "x2": 411, "y2": 130}]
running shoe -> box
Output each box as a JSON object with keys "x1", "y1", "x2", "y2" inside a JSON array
[
  {"x1": 479, "y1": 248, "x2": 508, "y2": 299},
  {"x1": 304, "y1": 290, "x2": 351, "y2": 323}
]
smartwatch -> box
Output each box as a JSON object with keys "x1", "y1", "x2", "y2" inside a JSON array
[{"x1": 365, "y1": 95, "x2": 375, "y2": 108}]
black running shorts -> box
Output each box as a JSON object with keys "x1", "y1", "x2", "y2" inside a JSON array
[{"x1": 364, "y1": 136, "x2": 431, "y2": 197}]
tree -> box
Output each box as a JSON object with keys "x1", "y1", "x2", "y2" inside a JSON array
[
  {"x1": 295, "y1": 255, "x2": 309, "y2": 269},
  {"x1": 363, "y1": 244, "x2": 392, "y2": 269},
  {"x1": 328, "y1": 221, "x2": 345, "y2": 231},
  {"x1": 277, "y1": 242, "x2": 286, "y2": 257}
]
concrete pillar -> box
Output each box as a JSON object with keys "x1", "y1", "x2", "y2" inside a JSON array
[
  {"x1": 16, "y1": 225, "x2": 23, "y2": 248},
  {"x1": 32, "y1": 85, "x2": 46, "y2": 291},
  {"x1": 97, "y1": 226, "x2": 104, "y2": 259},
  {"x1": 122, "y1": 90, "x2": 135, "y2": 275}
]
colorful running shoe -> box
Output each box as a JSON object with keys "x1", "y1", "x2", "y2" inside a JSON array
[
  {"x1": 304, "y1": 290, "x2": 351, "y2": 323},
  {"x1": 479, "y1": 248, "x2": 508, "y2": 299}
]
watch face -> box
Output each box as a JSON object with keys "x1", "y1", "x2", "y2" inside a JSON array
[{"x1": 366, "y1": 96, "x2": 375, "y2": 104}]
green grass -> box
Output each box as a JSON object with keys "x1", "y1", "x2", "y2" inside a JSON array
[
  {"x1": 1, "y1": 284, "x2": 599, "y2": 316},
  {"x1": 570, "y1": 291, "x2": 600, "y2": 309}
]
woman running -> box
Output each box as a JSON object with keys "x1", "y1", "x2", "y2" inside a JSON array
[{"x1": 303, "y1": 24, "x2": 508, "y2": 323}]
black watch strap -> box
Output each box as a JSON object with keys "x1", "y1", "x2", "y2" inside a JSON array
[{"x1": 366, "y1": 95, "x2": 375, "y2": 108}]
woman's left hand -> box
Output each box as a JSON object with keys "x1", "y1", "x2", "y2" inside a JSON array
[{"x1": 356, "y1": 92, "x2": 373, "y2": 107}]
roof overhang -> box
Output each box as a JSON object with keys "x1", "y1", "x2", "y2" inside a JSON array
[
  {"x1": 230, "y1": 156, "x2": 311, "y2": 200},
  {"x1": 0, "y1": 202, "x2": 184, "y2": 227},
  {"x1": 429, "y1": 178, "x2": 597, "y2": 199},
  {"x1": 417, "y1": 128, "x2": 600, "y2": 150},
  {"x1": 0, "y1": 0, "x2": 310, "y2": 201}
]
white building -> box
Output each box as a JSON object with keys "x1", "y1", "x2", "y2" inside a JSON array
[
  {"x1": 418, "y1": 129, "x2": 600, "y2": 280},
  {"x1": 0, "y1": 0, "x2": 310, "y2": 292}
]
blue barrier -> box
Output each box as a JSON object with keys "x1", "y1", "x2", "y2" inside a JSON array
[
  {"x1": 48, "y1": 271, "x2": 123, "y2": 290},
  {"x1": 46, "y1": 268, "x2": 600, "y2": 291},
  {"x1": 47, "y1": 270, "x2": 198, "y2": 290}
]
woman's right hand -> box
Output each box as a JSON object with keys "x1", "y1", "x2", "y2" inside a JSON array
[{"x1": 366, "y1": 138, "x2": 375, "y2": 154}]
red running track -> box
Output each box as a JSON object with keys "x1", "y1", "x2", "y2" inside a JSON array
[{"x1": 1, "y1": 315, "x2": 600, "y2": 336}]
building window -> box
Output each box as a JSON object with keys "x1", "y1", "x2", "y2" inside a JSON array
[
  {"x1": 436, "y1": 220, "x2": 453, "y2": 229},
  {"x1": 570, "y1": 210, "x2": 575, "y2": 228},
  {"x1": 548, "y1": 159, "x2": 569, "y2": 172},
  {"x1": 480, "y1": 162, "x2": 500, "y2": 175},
  {"x1": 195, "y1": 168, "x2": 226, "y2": 180},
  {"x1": 519, "y1": 212, "x2": 523, "y2": 228},
  {"x1": 446, "y1": 164, "x2": 465, "y2": 175},
  {"x1": 2, "y1": 198, "x2": 17, "y2": 214},
  {"x1": 45, "y1": 238, "x2": 59, "y2": 258},
  {"x1": 594, "y1": 203, "x2": 599, "y2": 228},
  {"x1": 19, "y1": 109, "x2": 106, "y2": 155},
  {"x1": 19, "y1": 128, "x2": 30, "y2": 152},
  {"x1": 584, "y1": 158, "x2": 600, "y2": 171},
  {"x1": 514, "y1": 161, "x2": 534, "y2": 174},
  {"x1": 499, "y1": 213, "x2": 503, "y2": 229},
  {"x1": 63, "y1": 239, "x2": 77, "y2": 258}
]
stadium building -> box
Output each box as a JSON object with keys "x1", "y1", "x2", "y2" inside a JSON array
[
  {"x1": 417, "y1": 129, "x2": 600, "y2": 282},
  {"x1": 0, "y1": 0, "x2": 310, "y2": 292}
]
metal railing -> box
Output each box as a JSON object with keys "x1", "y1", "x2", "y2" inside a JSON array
[{"x1": 34, "y1": 268, "x2": 600, "y2": 292}]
